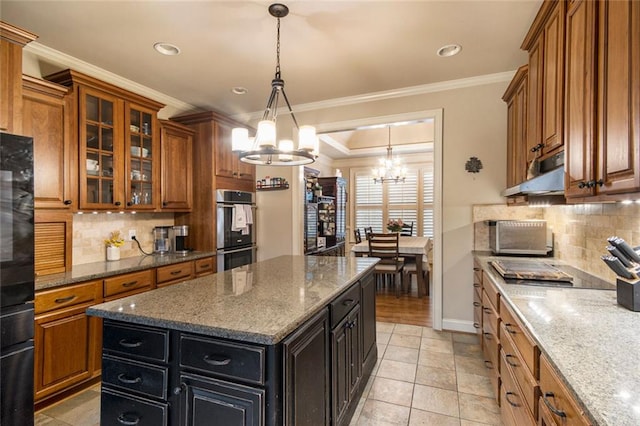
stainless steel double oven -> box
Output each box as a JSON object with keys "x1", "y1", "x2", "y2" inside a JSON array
[{"x1": 216, "y1": 190, "x2": 257, "y2": 271}]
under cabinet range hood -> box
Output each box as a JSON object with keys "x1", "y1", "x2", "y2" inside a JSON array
[{"x1": 502, "y1": 152, "x2": 565, "y2": 197}]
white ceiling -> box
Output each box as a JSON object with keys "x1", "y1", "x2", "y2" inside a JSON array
[{"x1": 1, "y1": 0, "x2": 541, "y2": 158}]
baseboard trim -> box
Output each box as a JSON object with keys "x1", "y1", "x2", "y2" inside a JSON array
[{"x1": 442, "y1": 318, "x2": 476, "y2": 334}]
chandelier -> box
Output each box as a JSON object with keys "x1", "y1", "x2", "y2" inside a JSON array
[
  {"x1": 231, "y1": 3, "x2": 318, "y2": 166},
  {"x1": 373, "y1": 127, "x2": 407, "y2": 183}
]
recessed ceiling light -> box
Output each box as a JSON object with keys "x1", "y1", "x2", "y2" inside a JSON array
[
  {"x1": 232, "y1": 87, "x2": 248, "y2": 95},
  {"x1": 153, "y1": 42, "x2": 181, "y2": 56},
  {"x1": 437, "y1": 44, "x2": 462, "y2": 57}
]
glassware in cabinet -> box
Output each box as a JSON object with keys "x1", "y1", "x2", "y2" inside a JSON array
[{"x1": 126, "y1": 105, "x2": 157, "y2": 209}]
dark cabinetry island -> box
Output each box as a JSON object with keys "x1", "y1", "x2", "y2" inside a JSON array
[{"x1": 87, "y1": 255, "x2": 378, "y2": 426}]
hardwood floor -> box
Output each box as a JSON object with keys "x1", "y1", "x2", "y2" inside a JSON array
[{"x1": 375, "y1": 280, "x2": 431, "y2": 327}]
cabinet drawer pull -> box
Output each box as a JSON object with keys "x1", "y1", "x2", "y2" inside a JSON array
[
  {"x1": 118, "y1": 339, "x2": 143, "y2": 348},
  {"x1": 483, "y1": 307, "x2": 492, "y2": 314},
  {"x1": 199, "y1": 263, "x2": 211, "y2": 269},
  {"x1": 542, "y1": 392, "x2": 567, "y2": 418},
  {"x1": 504, "y1": 323, "x2": 517, "y2": 334},
  {"x1": 122, "y1": 281, "x2": 138, "y2": 288},
  {"x1": 117, "y1": 373, "x2": 142, "y2": 384},
  {"x1": 505, "y1": 354, "x2": 518, "y2": 367},
  {"x1": 55, "y1": 295, "x2": 76, "y2": 304},
  {"x1": 170, "y1": 270, "x2": 183, "y2": 276},
  {"x1": 483, "y1": 332, "x2": 492, "y2": 340},
  {"x1": 117, "y1": 413, "x2": 140, "y2": 425},
  {"x1": 342, "y1": 298, "x2": 355, "y2": 306},
  {"x1": 473, "y1": 283, "x2": 480, "y2": 288},
  {"x1": 203, "y1": 354, "x2": 232, "y2": 366},
  {"x1": 473, "y1": 267, "x2": 480, "y2": 271},
  {"x1": 504, "y1": 391, "x2": 520, "y2": 407},
  {"x1": 484, "y1": 360, "x2": 493, "y2": 369},
  {"x1": 473, "y1": 302, "x2": 481, "y2": 307},
  {"x1": 473, "y1": 322, "x2": 480, "y2": 329}
]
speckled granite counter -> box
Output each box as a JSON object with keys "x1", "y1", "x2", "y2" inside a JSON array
[
  {"x1": 35, "y1": 251, "x2": 216, "y2": 291},
  {"x1": 476, "y1": 254, "x2": 639, "y2": 426},
  {"x1": 87, "y1": 255, "x2": 379, "y2": 345}
]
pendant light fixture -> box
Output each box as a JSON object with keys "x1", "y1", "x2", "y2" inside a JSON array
[
  {"x1": 232, "y1": 3, "x2": 318, "y2": 166},
  {"x1": 373, "y1": 126, "x2": 407, "y2": 183}
]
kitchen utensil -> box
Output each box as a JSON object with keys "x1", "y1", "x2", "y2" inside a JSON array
[
  {"x1": 606, "y1": 245, "x2": 634, "y2": 267},
  {"x1": 607, "y1": 237, "x2": 640, "y2": 263},
  {"x1": 602, "y1": 255, "x2": 637, "y2": 279}
]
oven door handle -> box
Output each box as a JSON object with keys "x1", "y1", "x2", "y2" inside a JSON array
[
  {"x1": 217, "y1": 204, "x2": 257, "y2": 209},
  {"x1": 217, "y1": 247, "x2": 256, "y2": 255}
]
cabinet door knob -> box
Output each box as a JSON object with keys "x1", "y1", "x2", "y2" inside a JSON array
[
  {"x1": 578, "y1": 181, "x2": 588, "y2": 189},
  {"x1": 63, "y1": 199, "x2": 72, "y2": 205},
  {"x1": 115, "y1": 201, "x2": 122, "y2": 206}
]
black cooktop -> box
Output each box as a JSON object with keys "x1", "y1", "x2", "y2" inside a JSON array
[{"x1": 490, "y1": 260, "x2": 615, "y2": 290}]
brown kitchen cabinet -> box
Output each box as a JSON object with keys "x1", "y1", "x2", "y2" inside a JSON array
[
  {"x1": 159, "y1": 119, "x2": 193, "y2": 211},
  {"x1": 34, "y1": 210, "x2": 73, "y2": 276},
  {"x1": 156, "y1": 261, "x2": 194, "y2": 287},
  {"x1": 522, "y1": 0, "x2": 566, "y2": 161},
  {"x1": 45, "y1": 69, "x2": 164, "y2": 211},
  {"x1": 0, "y1": 21, "x2": 37, "y2": 133},
  {"x1": 502, "y1": 65, "x2": 529, "y2": 188},
  {"x1": 564, "y1": 0, "x2": 640, "y2": 201},
  {"x1": 194, "y1": 256, "x2": 215, "y2": 276},
  {"x1": 34, "y1": 280, "x2": 103, "y2": 404},
  {"x1": 215, "y1": 119, "x2": 256, "y2": 183},
  {"x1": 22, "y1": 76, "x2": 76, "y2": 210},
  {"x1": 103, "y1": 269, "x2": 155, "y2": 301}
]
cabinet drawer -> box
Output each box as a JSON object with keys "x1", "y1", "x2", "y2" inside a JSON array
[
  {"x1": 482, "y1": 290, "x2": 500, "y2": 335},
  {"x1": 539, "y1": 354, "x2": 591, "y2": 426},
  {"x1": 473, "y1": 260, "x2": 483, "y2": 297},
  {"x1": 102, "y1": 355, "x2": 168, "y2": 400},
  {"x1": 330, "y1": 284, "x2": 360, "y2": 328},
  {"x1": 500, "y1": 323, "x2": 539, "y2": 418},
  {"x1": 156, "y1": 261, "x2": 193, "y2": 286},
  {"x1": 101, "y1": 388, "x2": 168, "y2": 426},
  {"x1": 35, "y1": 281, "x2": 100, "y2": 315},
  {"x1": 104, "y1": 270, "x2": 154, "y2": 298},
  {"x1": 483, "y1": 272, "x2": 500, "y2": 312},
  {"x1": 482, "y1": 328, "x2": 500, "y2": 374},
  {"x1": 501, "y1": 353, "x2": 536, "y2": 426},
  {"x1": 103, "y1": 321, "x2": 169, "y2": 363},
  {"x1": 194, "y1": 257, "x2": 215, "y2": 276},
  {"x1": 500, "y1": 298, "x2": 538, "y2": 378},
  {"x1": 180, "y1": 334, "x2": 265, "y2": 385}
]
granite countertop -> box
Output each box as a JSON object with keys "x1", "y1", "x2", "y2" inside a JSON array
[
  {"x1": 35, "y1": 251, "x2": 216, "y2": 291},
  {"x1": 87, "y1": 255, "x2": 379, "y2": 345},
  {"x1": 475, "y1": 254, "x2": 639, "y2": 426}
]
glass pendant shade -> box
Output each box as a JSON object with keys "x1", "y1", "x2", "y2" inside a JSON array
[
  {"x1": 278, "y1": 139, "x2": 294, "y2": 161},
  {"x1": 257, "y1": 120, "x2": 277, "y2": 148},
  {"x1": 232, "y1": 128, "x2": 250, "y2": 152}
]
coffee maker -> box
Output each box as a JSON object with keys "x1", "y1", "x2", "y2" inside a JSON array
[
  {"x1": 171, "y1": 225, "x2": 189, "y2": 255},
  {"x1": 153, "y1": 226, "x2": 171, "y2": 254}
]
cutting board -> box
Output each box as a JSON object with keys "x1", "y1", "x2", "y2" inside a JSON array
[{"x1": 490, "y1": 260, "x2": 573, "y2": 282}]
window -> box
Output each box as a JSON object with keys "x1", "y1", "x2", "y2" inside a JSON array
[{"x1": 352, "y1": 161, "x2": 434, "y2": 237}]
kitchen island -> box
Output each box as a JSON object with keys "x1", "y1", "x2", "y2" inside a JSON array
[
  {"x1": 475, "y1": 254, "x2": 640, "y2": 426},
  {"x1": 87, "y1": 255, "x2": 379, "y2": 426}
]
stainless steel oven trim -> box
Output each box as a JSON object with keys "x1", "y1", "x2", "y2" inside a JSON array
[
  {"x1": 216, "y1": 246, "x2": 256, "y2": 255},
  {"x1": 216, "y1": 245, "x2": 257, "y2": 272},
  {"x1": 216, "y1": 204, "x2": 257, "y2": 250}
]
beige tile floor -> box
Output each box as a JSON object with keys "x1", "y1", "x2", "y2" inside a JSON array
[{"x1": 35, "y1": 322, "x2": 502, "y2": 426}]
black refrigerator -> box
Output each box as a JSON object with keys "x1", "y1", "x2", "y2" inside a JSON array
[{"x1": 0, "y1": 133, "x2": 35, "y2": 426}]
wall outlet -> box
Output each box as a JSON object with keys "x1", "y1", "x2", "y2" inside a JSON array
[{"x1": 128, "y1": 229, "x2": 136, "y2": 241}]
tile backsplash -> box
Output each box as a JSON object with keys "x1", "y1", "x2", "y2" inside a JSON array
[
  {"x1": 73, "y1": 213, "x2": 174, "y2": 265},
  {"x1": 473, "y1": 203, "x2": 640, "y2": 282}
]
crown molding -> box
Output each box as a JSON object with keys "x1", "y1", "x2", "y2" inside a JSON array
[
  {"x1": 232, "y1": 70, "x2": 516, "y2": 123},
  {"x1": 24, "y1": 42, "x2": 197, "y2": 113}
]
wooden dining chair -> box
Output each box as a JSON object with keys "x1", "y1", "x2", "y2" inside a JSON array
[
  {"x1": 400, "y1": 222, "x2": 414, "y2": 236},
  {"x1": 368, "y1": 232, "x2": 405, "y2": 297},
  {"x1": 403, "y1": 238, "x2": 432, "y2": 296},
  {"x1": 354, "y1": 228, "x2": 362, "y2": 244},
  {"x1": 364, "y1": 226, "x2": 373, "y2": 240}
]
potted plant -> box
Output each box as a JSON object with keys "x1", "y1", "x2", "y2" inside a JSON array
[
  {"x1": 104, "y1": 231, "x2": 124, "y2": 261},
  {"x1": 386, "y1": 219, "x2": 404, "y2": 233}
]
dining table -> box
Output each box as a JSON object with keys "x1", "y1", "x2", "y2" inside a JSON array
[{"x1": 351, "y1": 236, "x2": 432, "y2": 297}]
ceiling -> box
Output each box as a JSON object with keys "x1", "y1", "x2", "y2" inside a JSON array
[{"x1": 1, "y1": 0, "x2": 541, "y2": 158}]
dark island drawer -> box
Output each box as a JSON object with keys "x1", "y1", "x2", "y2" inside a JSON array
[
  {"x1": 101, "y1": 388, "x2": 168, "y2": 426},
  {"x1": 330, "y1": 284, "x2": 360, "y2": 328},
  {"x1": 103, "y1": 321, "x2": 169, "y2": 363},
  {"x1": 180, "y1": 335, "x2": 265, "y2": 385},
  {"x1": 102, "y1": 355, "x2": 168, "y2": 400}
]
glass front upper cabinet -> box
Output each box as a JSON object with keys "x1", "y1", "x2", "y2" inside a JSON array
[
  {"x1": 126, "y1": 104, "x2": 156, "y2": 209},
  {"x1": 80, "y1": 88, "x2": 122, "y2": 210}
]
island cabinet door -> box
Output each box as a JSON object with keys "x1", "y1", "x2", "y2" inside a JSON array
[
  {"x1": 360, "y1": 272, "x2": 376, "y2": 363},
  {"x1": 331, "y1": 305, "x2": 362, "y2": 426},
  {"x1": 282, "y1": 308, "x2": 330, "y2": 426},
  {"x1": 178, "y1": 372, "x2": 264, "y2": 426}
]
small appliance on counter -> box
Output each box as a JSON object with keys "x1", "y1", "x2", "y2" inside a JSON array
[
  {"x1": 153, "y1": 226, "x2": 171, "y2": 254},
  {"x1": 170, "y1": 225, "x2": 189, "y2": 255},
  {"x1": 486, "y1": 219, "x2": 552, "y2": 256}
]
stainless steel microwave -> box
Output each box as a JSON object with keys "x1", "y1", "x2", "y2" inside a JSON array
[{"x1": 486, "y1": 220, "x2": 551, "y2": 255}]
